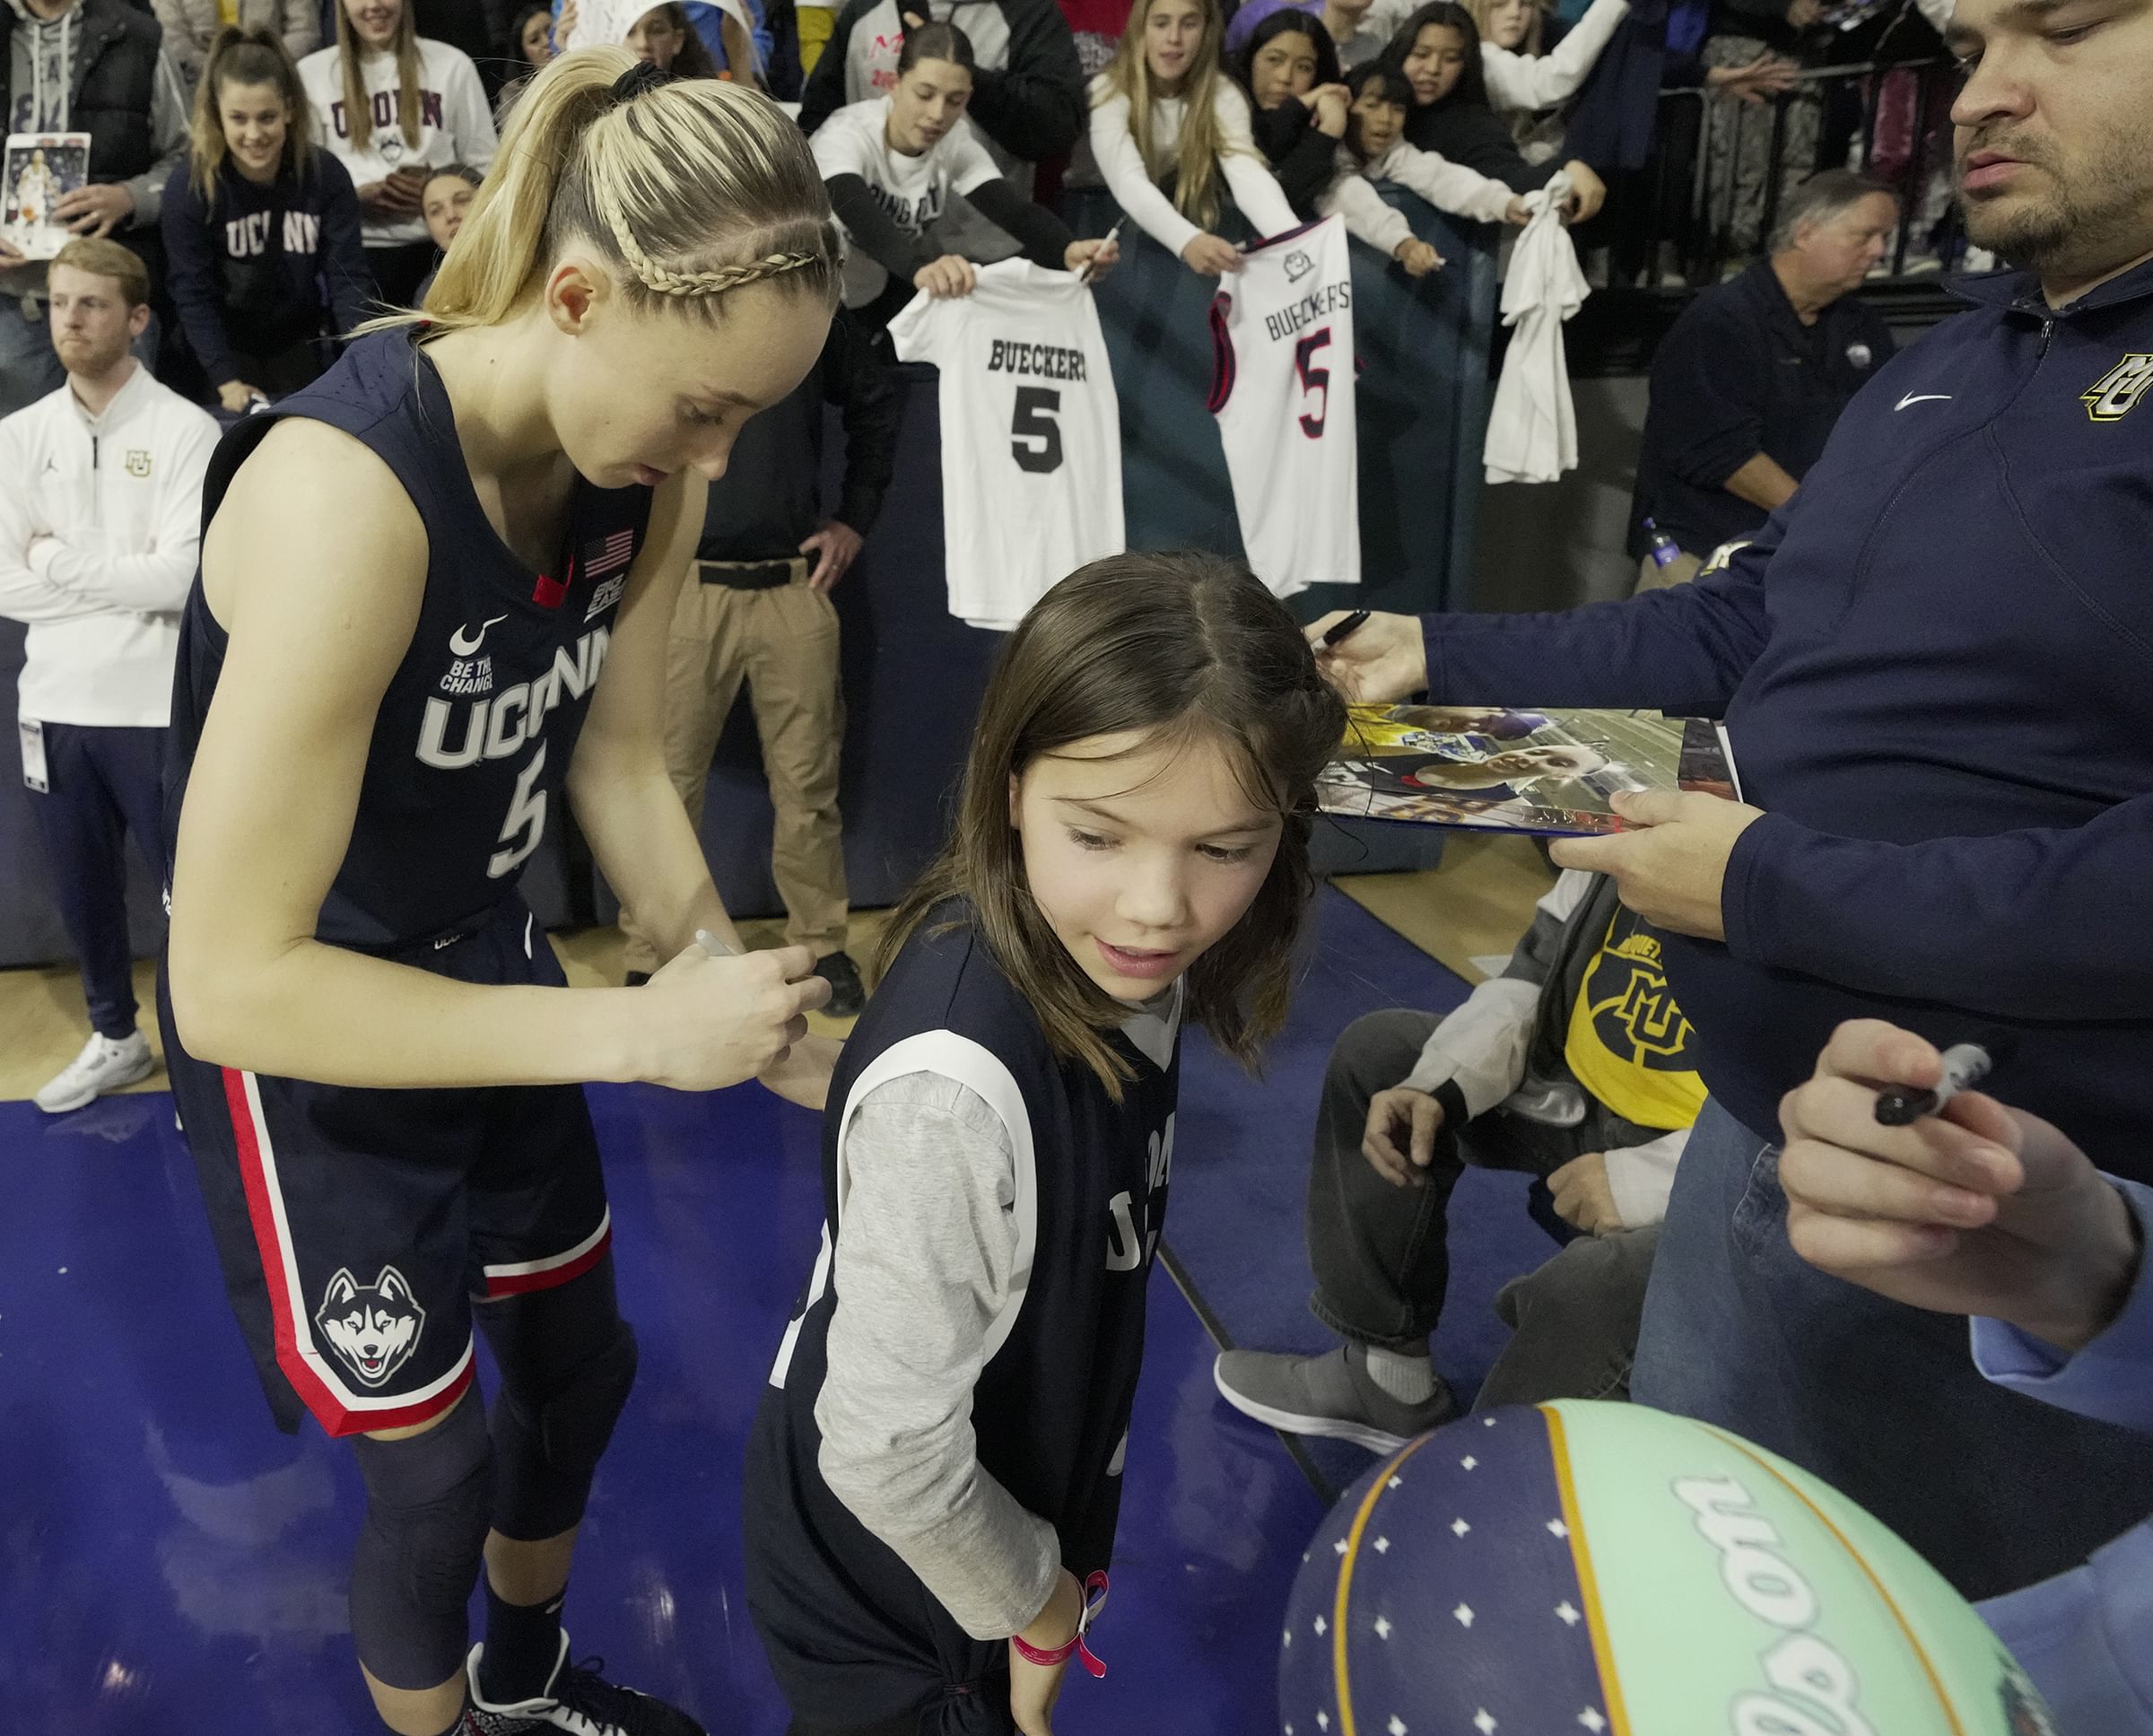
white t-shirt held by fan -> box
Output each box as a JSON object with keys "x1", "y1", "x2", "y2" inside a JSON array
[{"x1": 889, "y1": 258, "x2": 1125, "y2": 631}]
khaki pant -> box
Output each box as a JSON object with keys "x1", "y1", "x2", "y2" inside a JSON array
[
  {"x1": 621, "y1": 560, "x2": 849, "y2": 972},
  {"x1": 1634, "y1": 548, "x2": 1704, "y2": 593}
]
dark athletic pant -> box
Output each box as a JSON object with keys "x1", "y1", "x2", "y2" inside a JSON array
[
  {"x1": 1305, "y1": 1008, "x2": 1659, "y2": 1405},
  {"x1": 27, "y1": 721, "x2": 165, "y2": 1039}
]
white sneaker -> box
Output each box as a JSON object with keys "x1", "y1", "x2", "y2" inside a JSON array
[{"x1": 34, "y1": 1030, "x2": 154, "y2": 1114}]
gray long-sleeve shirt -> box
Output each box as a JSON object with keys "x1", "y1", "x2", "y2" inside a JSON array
[{"x1": 813, "y1": 990, "x2": 1181, "y2": 1641}]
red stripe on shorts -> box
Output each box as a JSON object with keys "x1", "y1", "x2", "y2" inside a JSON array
[
  {"x1": 483, "y1": 1216, "x2": 615, "y2": 1299},
  {"x1": 221, "y1": 1068, "x2": 474, "y2": 1437}
]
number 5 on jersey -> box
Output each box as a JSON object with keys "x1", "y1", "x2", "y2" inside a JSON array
[
  {"x1": 1011, "y1": 386, "x2": 1062, "y2": 473},
  {"x1": 489, "y1": 742, "x2": 547, "y2": 879}
]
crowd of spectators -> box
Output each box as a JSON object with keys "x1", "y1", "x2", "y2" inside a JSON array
[
  {"x1": 11, "y1": 0, "x2": 2153, "y2": 1728},
  {"x1": 5, "y1": 0, "x2": 1960, "y2": 419}
]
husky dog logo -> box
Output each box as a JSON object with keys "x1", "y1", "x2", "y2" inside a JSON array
[
  {"x1": 315, "y1": 1265, "x2": 426, "y2": 1387},
  {"x1": 1283, "y1": 249, "x2": 1315, "y2": 283}
]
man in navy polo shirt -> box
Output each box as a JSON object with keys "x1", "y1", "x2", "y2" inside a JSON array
[
  {"x1": 1631, "y1": 170, "x2": 1900, "y2": 589},
  {"x1": 1312, "y1": 0, "x2": 2153, "y2": 1602}
]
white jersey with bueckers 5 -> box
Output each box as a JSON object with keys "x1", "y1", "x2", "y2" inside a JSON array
[
  {"x1": 889, "y1": 257, "x2": 1125, "y2": 630},
  {"x1": 1207, "y1": 214, "x2": 1360, "y2": 598}
]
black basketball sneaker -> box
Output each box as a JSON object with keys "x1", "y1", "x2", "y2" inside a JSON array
[{"x1": 463, "y1": 1636, "x2": 706, "y2": 1736}]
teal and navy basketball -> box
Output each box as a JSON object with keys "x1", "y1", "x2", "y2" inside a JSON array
[{"x1": 1279, "y1": 1401, "x2": 2056, "y2": 1736}]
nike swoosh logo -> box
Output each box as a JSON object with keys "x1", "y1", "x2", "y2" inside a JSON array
[
  {"x1": 1895, "y1": 393, "x2": 1953, "y2": 411},
  {"x1": 449, "y1": 614, "x2": 508, "y2": 656}
]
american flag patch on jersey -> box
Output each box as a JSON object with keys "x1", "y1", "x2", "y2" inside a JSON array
[{"x1": 584, "y1": 529, "x2": 636, "y2": 579}]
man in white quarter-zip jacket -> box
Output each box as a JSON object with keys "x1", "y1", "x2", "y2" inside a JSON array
[{"x1": 0, "y1": 238, "x2": 215, "y2": 1113}]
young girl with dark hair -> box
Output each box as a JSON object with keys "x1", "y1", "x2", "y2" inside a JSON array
[
  {"x1": 299, "y1": 0, "x2": 498, "y2": 305},
  {"x1": 1234, "y1": 8, "x2": 1349, "y2": 218},
  {"x1": 744, "y1": 552, "x2": 1345, "y2": 1736},
  {"x1": 162, "y1": 26, "x2": 374, "y2": 411},
  {"x1": 160, "y1": 48, "x2": 840, "y2": 1736},
  {"x1": 1317, "y1": 58, "x2": 1524, "y2": 275},
  {"x1": 1088, "y1": 0, "x2": 1299, "y2": 276},
  {"x1": 1386, "y1": 0, "x2": 1603, "y2": 216},
  {"x1": 814, "y1": 21, "x2": 1116, "y2": 318}
]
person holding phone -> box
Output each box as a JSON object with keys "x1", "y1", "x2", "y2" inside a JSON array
[{"x1": 299, "y1": 0, "x2": 497, "y2": 304}]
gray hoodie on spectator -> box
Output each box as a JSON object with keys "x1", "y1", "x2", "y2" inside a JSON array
[{"x1": 4, "y1": 0, "x2": 189, "y2": 300}]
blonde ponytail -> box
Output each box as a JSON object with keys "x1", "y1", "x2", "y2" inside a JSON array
[{"x1": 395, "y1": 48, "x2": 836, "y2": 328}]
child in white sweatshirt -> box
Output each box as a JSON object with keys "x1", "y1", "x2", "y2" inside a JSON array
[{"x1": 1317, "y1": 60, "x2": 1524, "y2": 275}]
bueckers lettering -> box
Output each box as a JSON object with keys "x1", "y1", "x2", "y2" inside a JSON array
[
  {"x1": 987, "y1": 339, "x2": 1089, "y2": 382},
  {"x1": 1263, "y1": 282, "x2": 1350, "y2": 345}
]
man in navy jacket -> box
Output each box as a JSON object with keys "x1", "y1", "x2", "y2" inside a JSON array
[{"x1": 1313, "y1": 0, "x2": 2153, "y2": 1602}]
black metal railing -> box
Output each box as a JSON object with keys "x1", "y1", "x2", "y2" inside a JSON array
[{"x1": 1633, "y1": 55, "x2": 1962, "y2": 290}]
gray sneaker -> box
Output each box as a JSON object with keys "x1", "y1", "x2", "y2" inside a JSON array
[
  {"x1": 1213, "y1": 1343, "x2": 1456, "y2": 1454},
  {"x1": 34, "y1": 1030, "x2": 153, "y2": 1114}
]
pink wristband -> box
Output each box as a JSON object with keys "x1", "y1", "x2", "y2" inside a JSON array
[{"x1": 1010, "y1": 1571, "x2": 1111, "y2": 1679}]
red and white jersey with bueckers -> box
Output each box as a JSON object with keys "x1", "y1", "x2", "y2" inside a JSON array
[{"x1": 1207, "y1": 214, "x2": 1361, "y2": 599}]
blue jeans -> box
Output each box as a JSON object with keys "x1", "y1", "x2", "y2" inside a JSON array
[{"x1": 1633, "y1": 1097, "x2": 2153, "y2": 1601}]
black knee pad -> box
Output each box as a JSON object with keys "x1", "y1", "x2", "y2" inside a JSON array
[
  {"x1": 491, "y1": 1316, "x2": 638, "y2": 1541},
  {"x1": 348, "y1": 1391, "x2": 493, "y2": 1690}
]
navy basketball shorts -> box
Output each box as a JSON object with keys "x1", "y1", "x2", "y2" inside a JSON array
[{"x1": 157, "y1": 898, "x2": 611, "y2": 1438}]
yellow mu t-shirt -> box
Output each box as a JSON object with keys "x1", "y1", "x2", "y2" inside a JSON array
[{"x1": 1562, "y1": 908, "x2": 1706, "y2": 1131}]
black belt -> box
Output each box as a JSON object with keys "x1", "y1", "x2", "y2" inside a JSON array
[{"x1": 697, "y1": 558, "x2": 799, "y2": 589}]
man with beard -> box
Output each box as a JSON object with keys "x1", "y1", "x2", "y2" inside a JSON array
[
  {"x1": 0, "y1": 240, "x2": 217, "y2": 1111},
  {"x1": 1305, "y1": 0, "x2": 2153, "y2": 1605}
]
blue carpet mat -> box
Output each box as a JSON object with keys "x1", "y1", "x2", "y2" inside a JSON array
[
  {"x1": 1169, "y1": 887, "x2": 1559, "y2": 1496},
  {"x1": 0, "y1": 1077, "x2": 1319, "y2": 1732}
]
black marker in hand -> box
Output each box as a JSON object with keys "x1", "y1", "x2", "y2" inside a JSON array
[{"x1": 1874, "y1": 1042, "x2": 1993, "y2": 1127}]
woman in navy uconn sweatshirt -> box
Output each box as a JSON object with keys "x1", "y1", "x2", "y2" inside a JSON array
[{"x1": 161, "y1": 26, "x2": 373, "y2": 412}]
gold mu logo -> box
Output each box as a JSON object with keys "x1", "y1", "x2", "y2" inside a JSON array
[
  {"x1": 124, "y1": 449, "x2": 152, "y2": 477},
  {"x1": 2082, "y1": 353, "x2": 2153, "y2": 422}
]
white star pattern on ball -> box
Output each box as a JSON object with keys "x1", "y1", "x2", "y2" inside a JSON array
[
  {"x1": 1317, "y1": 1713, "x2": 1329, "y2": 1732},
  {"x1": 1314, "y1": 1616, "x2": 1328, "y2": 1636},
  {"x1": 1474, "y1": 1710, "x2": 1497, "y2": 1735},
  {"x1": 1335, "y1": 1538, "x2": 1349, "y2": 1555},
  {"x1": 1481, "y1": 1415, "x2": 1497, "y2": 1426},
  {"x1": 1373, "y1": 1617, "x2": 1392, "y2": 1640},
  {"x1": 1452, "y1": 1603, "x2": 1475, "y2": 1628},
  {"x1": 1578, "y1": 1711, "x2": 1607, "y2": 1732},
  {"x1": 1556, "y1": 1601, "x2": 1581, "y2": 1626},
  {"x1": 1388, "y1": 1476, "x2": 1402, "y2": 1489},
  {"x1": 1460, "y1": 1454, "x2": 1478, "y2": 1470},
  {"x1": 1451, "y1": 1517, "x2": 1470, "y2": 1538},
  {"x1": 1283, "y1": 1629, "x2": 1292, "y2": 1646},
  {"x1": 1547, "y1": 1518, "x2": 1570, "y2": 1538},
  {"x1": 1389, "y1": 1719, "x2": 1408, "y2": 1736},
  {"x1": 1373, "y1": 1536, "x2": 1390, "y2": 1553}
]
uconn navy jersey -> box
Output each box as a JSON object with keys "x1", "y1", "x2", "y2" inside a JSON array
[
  {"x1": 163, "y1": 327, "x2": 652, "y2": 948},
  {"x1": 1208, "y1": 214, "x2": 1360, "y2": 598},
  {"x1": 743, "y1": 907, "x2": 1179, "y2": 1726}
]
